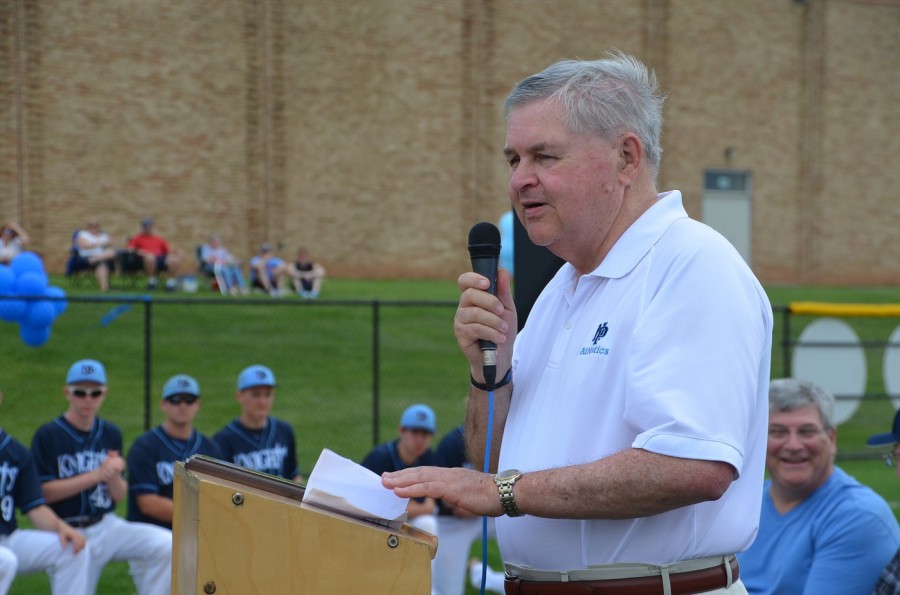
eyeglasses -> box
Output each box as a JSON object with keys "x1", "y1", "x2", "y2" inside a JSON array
[
  {"x1": 68, "y1": 386, "x2": 105, "y2": 399},
  {"x1": 883, "y1": 452, "x2": 899, "y2": 468},
  {"x1": 767, "y1": 425, "x2": 827, "y2": 441},
  {"x1": 165, "y1": 394, "x2": 198, "y2": 405}
]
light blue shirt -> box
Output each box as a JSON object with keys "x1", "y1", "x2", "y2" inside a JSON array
[
  {"x1": 738, "y1": 466, "x2": 900, "y2": 595},
  {"x1": 498, "y1": 210, "x2": 514, "y2": 276}
]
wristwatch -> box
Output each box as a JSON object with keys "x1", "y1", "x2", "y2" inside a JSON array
[{"x1": 494, "y1": 469, "x2": 524, "y2": 517}]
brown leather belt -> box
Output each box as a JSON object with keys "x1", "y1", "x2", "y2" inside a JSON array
[{"x1": 504, "y1": 556, "x2": 739, "y2": 595}]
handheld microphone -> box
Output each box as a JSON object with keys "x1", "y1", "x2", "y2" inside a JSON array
[{"x1": 467, "y1": 222, "x2": 501, "y2": 390}]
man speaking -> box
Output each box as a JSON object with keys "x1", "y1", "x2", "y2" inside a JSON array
[{"x1": 383, "y1": 51, "x2": 772, "y2": 594}]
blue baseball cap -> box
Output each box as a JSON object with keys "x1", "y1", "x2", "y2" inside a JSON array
[
  {"x1": 237, "y1": 365, "x2": 276, "y2": 391},
  {"x1": 162, "y1": 374, "x2": 200, "y2": 400},
  {"x1": 66, "y1": 359, "x2": 107, "y2": 385},
  {"x1": 400, "y1": 404, "x2": 436, "y2": 433},
  {"x1": 867, "y1": 408, "x2": 900, "y2": 446}
]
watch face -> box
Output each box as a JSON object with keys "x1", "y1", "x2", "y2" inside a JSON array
[{"x1": 497, "y1": 469, "x2": 521, "y2": 481}]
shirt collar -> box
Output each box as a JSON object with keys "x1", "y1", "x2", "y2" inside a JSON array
[{"x1": 549, "y1": 190, "x2": 687, "y2": 291}]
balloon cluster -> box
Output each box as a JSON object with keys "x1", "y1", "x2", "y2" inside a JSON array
[{"x1": 0, "y1": 252, "x2": 68, "y2": 347}]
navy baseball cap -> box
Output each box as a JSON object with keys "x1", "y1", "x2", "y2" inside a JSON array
[
  {"x1": 162, "y1": 374, "x2": 200, "y2": 400},
  {"x1": 400, "y1": 404, "x2": 436, "y2": 433},
  {"x1": 867, "y1": 408, "x2": 900, "y2": 446},
  {"x1": 66, "y1": 359, "x2": 107, "y2": 385},
  {"x1": 237, "y1": 365, "x2": 276, "y2": 391}
]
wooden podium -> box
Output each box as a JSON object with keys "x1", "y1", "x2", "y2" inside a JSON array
[{"x1": 173, "y1": 456, "x2": 436, "y2": 594}]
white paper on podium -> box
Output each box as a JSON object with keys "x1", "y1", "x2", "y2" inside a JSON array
[{"x1": 302, "y1": 448, "x2": 409, "y2": 528}]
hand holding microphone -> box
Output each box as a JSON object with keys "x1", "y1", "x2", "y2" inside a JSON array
[{"x1": 459, "y1": 222, "x2": 516, "y2": 391}]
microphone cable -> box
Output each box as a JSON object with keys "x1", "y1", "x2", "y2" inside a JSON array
[{"x1": 479, "y1": 385, "x2": 496, "y2": 595}]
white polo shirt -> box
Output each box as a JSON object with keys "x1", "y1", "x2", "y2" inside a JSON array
[{"x1": 497, "y1": 190, "x2": 772, "y2": 569}]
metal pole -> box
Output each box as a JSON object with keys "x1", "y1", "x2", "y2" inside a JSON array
[
  {"x1": 143, "y1": 298, "x2": 152, "y2": 431},
  {"x1": 372, "y1": 301, "x2": 380, "y2": 447},
  {"x1": 782, "y1": 306, "x2": 792, "y2": 377}
]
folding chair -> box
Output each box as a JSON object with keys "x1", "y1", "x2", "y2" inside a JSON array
[{"x1": 65, "y1": 231, "x2": 96, "y2": 287}]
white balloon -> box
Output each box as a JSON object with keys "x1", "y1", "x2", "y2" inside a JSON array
[
  {"x1": 883, "y1": 324, "x2": 900, "y2": 411},
  {"x1": 792, "y1": 317, "x2": 866, "y2": 426}
]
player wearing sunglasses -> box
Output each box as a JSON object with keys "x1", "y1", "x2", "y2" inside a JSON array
[
  {"x1": 30, "y1": 359, "x2": 173, "y2": 594},
  {"x1": 126, "y1": 374, "x2": 221, "y2": 530}
]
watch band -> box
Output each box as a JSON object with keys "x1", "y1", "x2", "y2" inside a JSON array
[{"x1": 495, "y1": 469, "x2": 524, "y2": 517}]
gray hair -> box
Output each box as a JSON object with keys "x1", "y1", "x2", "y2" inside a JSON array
[
  {"x1": 769, "y1": 378, "x2": 836, "y2": 430},
  {"x1": 503, "y1": 50, "x2": 666, "y2": 175}
]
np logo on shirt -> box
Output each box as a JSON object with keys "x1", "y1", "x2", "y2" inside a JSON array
[{"x1": 580, "y1": 321, "x2": 610, "y2": 356}]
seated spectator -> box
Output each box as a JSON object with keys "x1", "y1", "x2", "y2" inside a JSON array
[
  {"x1": 361, "y1": 404, "x2": 438, "y2": 537},
  {"x1": 288, "y1": 247, "x2": 326, "y2": 299},
  {"x1": 75, "y1": 221, "x2": 117, "y2": 291},
  {"x1": 0, "y1": 222, "x2": 30, "y2": 264},
  {"x1": 249, "y1": 243, "x2": 288, "y2": 297},
  {"x1": 738, "y1": 378, "x2": 900, "y2": 594},
  {"x1": 199, "y1": 235, "x2": 248, "y2": 296},
  {"x1": 127, "y1": 218, "x2": 182, "y2": 291}
]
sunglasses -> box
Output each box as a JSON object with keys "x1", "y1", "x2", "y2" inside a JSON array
[
  {"x1": 165, "y1": 394, "x2": 199, "y2": 405},
  {"x1": 68, "y1": 386, "x2": 105, "y2": 399}
]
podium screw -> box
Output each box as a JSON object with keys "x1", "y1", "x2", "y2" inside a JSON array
[
  {"x1": 232, "y1": 493, "x2": 244, "y2": 506},
  {"x1": 203, "y1": 581, "x2": 216, "y2": 593},
  {"x1": 387, "y1": 535, "x2": 399, "y2": 548}
]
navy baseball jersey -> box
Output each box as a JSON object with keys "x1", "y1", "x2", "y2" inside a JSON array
[
  {"x1": 31, "y1": 416, "x2": 123, "y2": 520},
  {"x1": 0, "y1": 430, "x2": 46, "y2": 535},
  {"x1": 213, "y1": 417, "x2": 300, "y2": 479},
  {"x1": 435, "y1": 425, "x2": 467, "y2": 469},
  {"x1": 360, "y1": 439, "x2": 437, "y2": 475},
  {"x1": 126, "y1": 426, "x2": 221, "y2": 528}
]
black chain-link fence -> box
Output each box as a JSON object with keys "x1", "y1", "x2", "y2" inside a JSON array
[{"x1": 2, "y1": 296, "x2": 898, "y2": 471}]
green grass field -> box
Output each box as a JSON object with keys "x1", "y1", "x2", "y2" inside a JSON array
[{"x1": 1, "y1": 277, "x2": 898, "y2": 593}]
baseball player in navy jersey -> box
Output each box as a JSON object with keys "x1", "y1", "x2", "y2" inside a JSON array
[
  {"x1": 213, "y1": 365, "x2": 303, "y2": 481},
  {"x1": 126, "y1": 374, "x2": 220, "y2": 529},
  {"x1": 361, "y1": 403, "x2": 439, "y2": 536},
  {"x1": 0, "y1": 390, "x2": 89, "y2": 594},
  {"x1": 30, "y1": 360, "x2": 172, "y2": 594}
]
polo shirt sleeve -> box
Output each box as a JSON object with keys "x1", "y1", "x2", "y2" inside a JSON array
[{"x1": 626, "y1": 229, "x2": 771, "y2": 474}]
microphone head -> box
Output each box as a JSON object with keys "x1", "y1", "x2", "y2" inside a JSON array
[{"x1": 468, "y1": 222, "x2": 501, "y2": 258}]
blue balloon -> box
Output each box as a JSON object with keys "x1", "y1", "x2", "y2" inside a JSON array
[
  {"x1": 14, "y1": 271, "x2": 48, "y2": 297},
  {"x1": 24, "y1": 300, "x2": 57, "y2": 327},
  {"x1": 0, "y1": 298, "x2": 26, "y2": 322},
  {"x1": 10, "y1": 252, "x2": 45, "y2": 277},
  {"x1": 45, "y1": 285, "x2": 68, "y2": 316},
  {"x1": 19, "y1": 323, "x2": 51, "y2": 348},
  {"x1": 0, "y1": 265, "x2": 13, "y2": 294}
]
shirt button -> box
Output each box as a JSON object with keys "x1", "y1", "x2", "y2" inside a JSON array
[{"x1": 565, "y1": 321, "x2": 572, "y2": 329}]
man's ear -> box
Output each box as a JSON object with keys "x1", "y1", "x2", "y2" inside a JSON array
[{"x1": 619, "y1": 133, "x2": 643, "y2": 185}]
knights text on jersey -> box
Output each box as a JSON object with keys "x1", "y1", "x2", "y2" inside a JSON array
[
  {"x1": 30, "y1": 416, "x2": 124, "y2": 520},
  {"x1": 213, "y1": 417, "x2": 300, "y2": 479}
]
